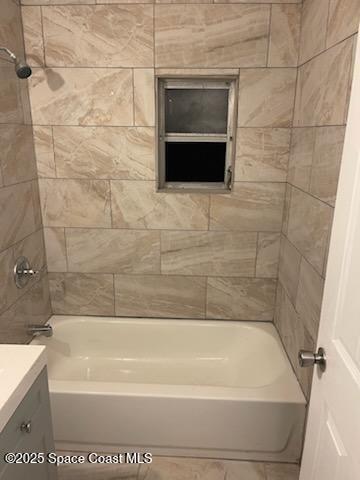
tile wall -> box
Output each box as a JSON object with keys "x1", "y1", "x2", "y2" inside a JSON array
[
  {"x1": 275, "y1": 0, "x2": 360, "y2": 399},
  {"x1": 0, "y1": 0, "x2": 51, "y2": 343},
  {"x1": 21, "y1": 0, "x2": 302, "y2": 320}
]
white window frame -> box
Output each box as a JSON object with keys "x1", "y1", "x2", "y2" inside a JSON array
[{"x1": 156, "y1": 76, "x2": 238, "y2": 193}]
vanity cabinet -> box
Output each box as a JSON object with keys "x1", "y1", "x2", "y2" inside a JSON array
[{"x1": 0, "y1": 368, "x2": 57, "y2": 480}]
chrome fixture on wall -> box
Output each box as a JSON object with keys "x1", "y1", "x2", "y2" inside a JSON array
[
  {"x1": 0, "y1": 46, "x2": 32, "y2": 78},
  {"x1": 27, "y1": 324, "x2": 53, "y2": 338},
  {"x1": 13, "y1": 256, "x2": 39, "y2": 288}
]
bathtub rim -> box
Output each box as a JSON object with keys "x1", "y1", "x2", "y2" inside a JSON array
[{"x1": 34, "y1": 315, "x2": 306, "y2": 405}]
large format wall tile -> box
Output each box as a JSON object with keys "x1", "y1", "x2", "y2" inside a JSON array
[
  {"x1": 0, "y1": 275, "x2": 51, "y2": 345},
  {"x1": 238, "y1": 68, "x2": 297, "y2": 127},
  {"x1": 309, "y1": 126, "x2": 346, "y2": 206},
  {"x1": 0, "y1": 247, "x2": 19, "y2": 315},
  {"x1": 256, "y1": 233, "x2": 281, "y2": 279},
  {"x1": 66, "y1": 228, "x2": 160, "y2": 274},
  {"x1": 49, "y1": 272, "x2": 115, "y2": 315},
  {"x1": 134, "y1": 69, "x2": 155, "y2": 127},
  {"x1": 210, "y1": 183, "x2": 285, "y2": 232},
  {"x1": 115, "y1": 275, "x2": 206, "y2": 318},
  {"x1": 235, "y1": 128, "x2": 290, "y2": 182},
  {"x1": 268, "y1": 4, "x2": 301, "y2": 67},
  {"x1": 44, "y1": 227, "x2": 67, "y2": 272},
  {"x1": 0, "y1": 182, "x2": 38, "y2": 252},
  {"x1": 29, "y1": 68, "x2": 133, "y2": 126},
  {"x1": 294, "y1": 38, "x2": 353, "y2": 126},
  {"x1": 295, "y1": 258, "x2": 324, "y2": 341},
  {"x1": 327, "y1": 0, "x2": 360, "y2": 49},
  {"x1": 111, "y1": 181, "x2": 209, "y2": 230},
  {"x1": 161, "y1": 231, "x2": 257, "y2": 276},
  {"x1": 287, "y1": 127, "x2": 316, "y2": 191},
  {"x1": 155, "y1": 5, "x2": 270, "y2": 68},
  {"x1": 299, "y1": 0, "x2": 328, "y2": 65},
  {"x1": 206, "y1": 277, "x2": 276, "y2": 321},
  {"x1": 53, "y1": 127, "x2": 155, "y2": 180},
  {"x1": 287, "y1": 187, "x2": 333, "y2": 274},
  {"x1": 0, "y1": 124, "x2": 37, "y2": 185},
  {"x1": 213, "y1": 0, "x2": 301, "y2": 3},
  {"x1": 275, "y1": 285, "x2": 314, "y2": 399},
  {"x1": 33, "y1": 126, "x2": 56, "y2": 178},
  {"x1": 278, "y1": 235, "x2": 301, "y2": 305},
  {"x1": 21, "y1": 6, "x2": 44, "y2": 67},
  {"x1": 0, "y1": 65, "x2": 24, "y2": 125},
  {"x1": 39, "y1": 178, "x2": 111, "y2": 227},
  {"x1": 42, "y1": 5, "x2": 154, "y2": 67}
]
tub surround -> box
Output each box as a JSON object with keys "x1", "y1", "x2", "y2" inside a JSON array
[
  {"x1": 275, "y1": 0, "x2": 360, "y2": 400},
  {"x1": 0, "y1": 0, "x2": 51, "y2": 344},
  {"x1": 21, "y1": 0, "x2": 302, "y2": 322},
  {"x1": 0, "y1": 344, "x2": 46, "y2": 431}
]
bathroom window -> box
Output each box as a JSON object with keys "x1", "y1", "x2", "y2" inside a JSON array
[{"x1": 156, "y1": 78, "x2": 237, "y2": 192}]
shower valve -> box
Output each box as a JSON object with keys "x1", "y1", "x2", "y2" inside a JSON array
[{"x1": 14, "y1": 256, "x2": 39, "y2": 289}]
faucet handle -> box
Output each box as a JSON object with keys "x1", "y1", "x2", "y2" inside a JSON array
[{"x1": 14, "y1": 256, "x2": 40, "y2": 288}]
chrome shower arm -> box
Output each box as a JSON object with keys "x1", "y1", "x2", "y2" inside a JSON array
[{"x1": 0, "y1": 46, "x2": 17, "y2": 62}]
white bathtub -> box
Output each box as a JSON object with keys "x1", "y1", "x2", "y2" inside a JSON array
[{"x1": 33, "y1": 316, "x2": 306, "y2": 462}]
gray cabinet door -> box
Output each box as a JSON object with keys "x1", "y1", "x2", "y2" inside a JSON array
[{"x1": 0, "y1": 368, "x2": 57, "y2": 480}]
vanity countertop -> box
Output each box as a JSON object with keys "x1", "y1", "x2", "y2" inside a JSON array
[{"x1": 0, "y1": 345, "x2": 46, "y2": 432}]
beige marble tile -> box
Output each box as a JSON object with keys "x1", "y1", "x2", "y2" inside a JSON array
[
  {"x1": 33, "y1": 126, "x2": 56, "y2": 178},
  {"x1": 161, "y1": 231, "x2": 257, "y2": 276},
  {"x1": 225, "y1": 460, "x2": 266, "y2": 480},
  {"x1": 44, "y1": 227, "x2": 67, "y2": 272},
  {"x1": 155, "y1": 68, "x2": 239, "y2": 76},
  {"x1": 49, "y1": 272, "x2": 114, "y2": 315},
  {"x1": 268, "y1": 4, "x2": 301, "y2": 67},
  {"x1": 53, "y1": 126, "x2": 155, "y2": 180},
  {"x1": 0, "y1": 275, "x2": 51, "y2": 344},
  {"x1": 296, "y1": 257, "x2": 324, "y2": 342},
  {"x1": 0, "y1": 182, "x2": 37, "y2": 252},
  {"x1": 21, "y1": 6, "x2": 44, "y2": 67},
  {"x1": 0, "y1": 168, "x2": 3, "y2": 187},
  {"x1": 256, "y1": 232, "x2": 281, "y2": 278},
  {"x1": 288, "y1": 127, "x2": 316, "y2": 191},
  {"x1": 29, "y1": 68, "x2": 133, "y2": 126},
  {"x1": 265, "y1": 462, "x2": 300, "y2": 480},
  {"x1": 139, "y1": 457, "x2": 226, "y2": 480},
  {"x1": 0, "y1": 124, "x2": 37, "y2": 185},
  {"x1": 31, "y1": 179, "x2": 43, "y2": 230},
  {"x1": 238, "y1": 68, "x2": 297, "y2": 127},
  {"x1": 294, "y1": 38, "x2": 353, "y2": 127},
  {"x1": 66, "y1": 228, "x2": 160, "y2": 273},
  {"x1": 278, "y1": 235, "x2": 301, "y2": 305},
  {"x1": 213, "y1": 0, "x2": 301, "y2": 3},
  {"x1": 57, "y1": 456, "x2": 138, "y2": 480},
  {"x1": 0, "y1": 0, "x2": 24, "y2": 61},
  {"x1": 42, "y1": 5, "x2": 153, "y2": 67},
  {"x1": 22, "y1": 0, "x2": 95, "y2": 4},
  {"x1": 155, "y1": 5, "x2": 270, "y2": 68},
  {"x1": 111, "y1": 181, "x2": 209, "y2": 230},
  {"x1": 0, "y1": 65, "x2": 24, "y2": 125},
  {"x1": 134, "y1": 69, "x2": 155, "y2": 127},
  {"x1": 206, "y1": 277, "x2": 276, "y2": 320},
  {"x1": 210, "y1": 182, "x2": 285, "y2": 232},
  {"x1": 156, "y1": 0, "x2": 211, "y2": 3},
  {"x1": 115, "y1": 274, "x2": 206, "y2": 318},
  {"x1": 275, "y1": 285, "x2": 315, "y2": 399},
  {"x1": 309, "y1": 126, "x2": 346, "y2": 206},
  {"x1": 327, "y1": 0, "x2": 360, "y2": 48},
  {"x1": 235, "y1": 128, "x2": 290, "y2": 182},
  {"x1": 287, "y1": 187, "x2": 333, "y2": 274},
  {"x1": 39, "y1": 178, "x2": 111, "y2": 227},
  {"x1": 282, "y1": 184, "x2": 291, "y2": 235},
  {"x1": 299, "y1": 0, "x2": 328, "y2": 65},
  {"x1": 0, "y1": 247, "x2": 18, "y2": 315}
]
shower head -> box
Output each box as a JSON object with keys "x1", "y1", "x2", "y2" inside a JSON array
[
  {"x1": 0, "y1": 46, "x2": 32, "y2": 79},
  {"x1": 14, "y1": 59, "x2": 32, "y2": 79}
]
